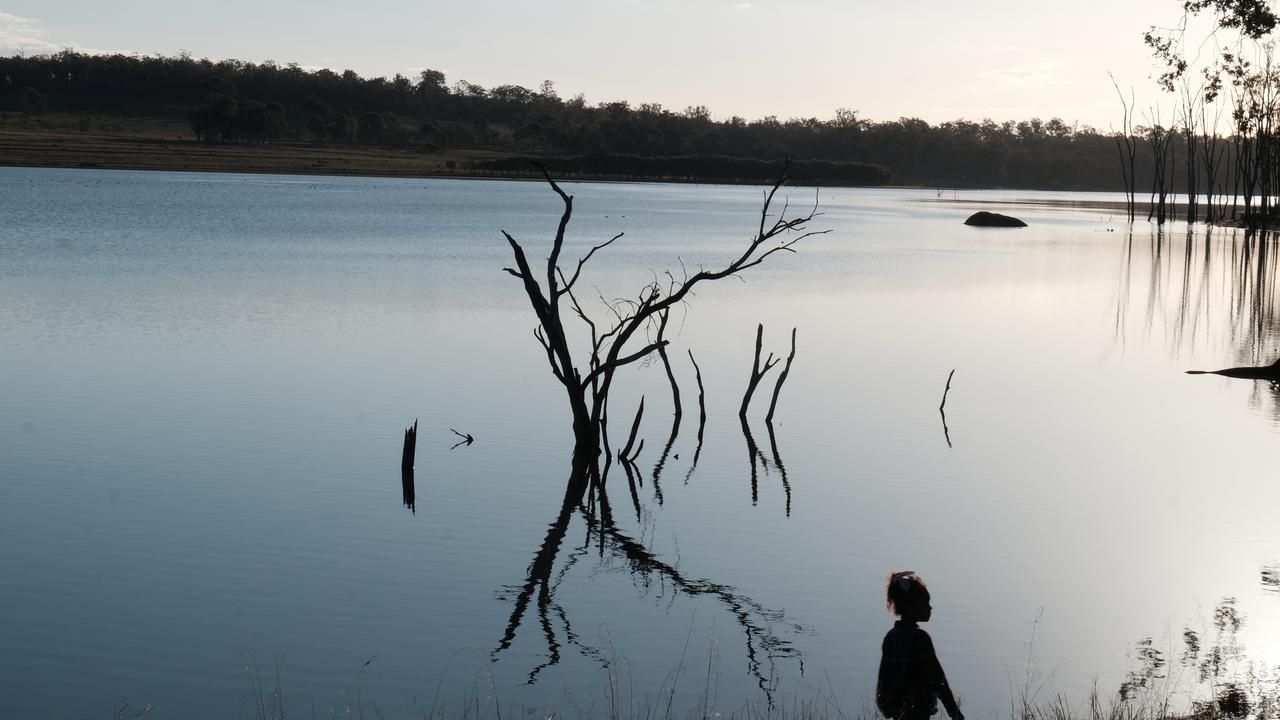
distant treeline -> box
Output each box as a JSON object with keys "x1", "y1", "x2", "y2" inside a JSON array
[
  {"x1": 476, "y1": 154, "x2": 891, "y2": 185},
  {"x1": 0, "y1": 50, "x2": 1156, "y2": 190}
]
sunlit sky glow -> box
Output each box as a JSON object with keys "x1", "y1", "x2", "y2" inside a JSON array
[{"x1": 0, "y1": 1, "x2": 1222, "y2": 128}]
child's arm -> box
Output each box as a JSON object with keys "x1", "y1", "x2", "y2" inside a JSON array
[{"x1": 923, "y1": 634, "x2": 963, "y2": 720}]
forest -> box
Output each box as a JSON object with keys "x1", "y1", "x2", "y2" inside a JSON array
[{"x1": 0, "y1": 50, "x2": 1140, "y2": 190}]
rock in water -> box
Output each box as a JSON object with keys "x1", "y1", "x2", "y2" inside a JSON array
[{"x1": 964, "y1": 211, "x2": 1027, "y2": 227}]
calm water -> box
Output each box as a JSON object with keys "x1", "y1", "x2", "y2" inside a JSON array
[{"x1": 3, "y1": 167, "x2": 1280, "y2": 719}]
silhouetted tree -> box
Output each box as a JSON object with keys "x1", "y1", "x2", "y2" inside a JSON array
[
  {"x1": 15, "y1": 86, "x2": 46, "y2": 118},
  {"x1": 305, "y1": 113, "x2": 326, "y2": 142},
  {"x1": 263, "y1": 101, "x2": 287, "y2": 143},
  {"x1": 502, "y1": 164, "x2": 823, "y2": 485}
]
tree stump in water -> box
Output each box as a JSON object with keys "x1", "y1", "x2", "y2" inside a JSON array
[{"x1": 402, "y1": 419, "x2": 417, "y2": 470}]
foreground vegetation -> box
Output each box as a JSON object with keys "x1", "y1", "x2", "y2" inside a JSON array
[{"x1": 106, "y1": 598, "x2": 1269, "y2": 720}]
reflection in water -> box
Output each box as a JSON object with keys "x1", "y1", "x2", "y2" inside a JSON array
[
  {"x1": 621, "y1": 459, "x2": 643, "y2": 523},
  {"x1": 1118, "y1": 227, "x2": 1280, "y2": 363},
  {"x1": 401, "y1": 467, "x2": 415, "y2": 514},
  {"x1": 684, "y1": 350, "x2": 707, "y2": 485},
  {"x1": 1117, "y1": 226, "x2": 1280, "y2": 420},
  {"x1": 739, "y1": 417, "x2": 792, "y2": 516},
  {"x1": 742, "y1": 416, "x2": 763, "y2": 506},
  {"x1": 1117, "y1": 597, "x2": 1280, "y2": 719},
  {"x1": 450, "y1": 428, "x2": 475, "y2": 450},
  {"x1": 1264, "y1": 566, "x2": 1279, "y2": 594},
  {"x1": 492, "y1": 465, "x2": 802, "y2": 702},
  {"x1": 765, "y1": 422, "x2": 792, "y2": 517}
]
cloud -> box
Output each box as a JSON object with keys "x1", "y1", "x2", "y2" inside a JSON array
[
  {"x1": 0, "y1": 12, "x2": 63, "y2": 54},
  {"x1": 976, "y1": 62, "x2": 1065, "y2": 87},
  {"x1": 0, "y1": 13, "x2": 106, "y2": 56}
]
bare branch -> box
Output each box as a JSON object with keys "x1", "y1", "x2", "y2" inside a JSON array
[
  {"x1": 740, "y1": 324, "x2": 781, "y2": 418},
  {"x1": 587, "y1": 340, "x2": 671, "y2": 383},
  {"x1": 559, "y1": 232, "x2": 625, "y2": 295},
  {"x1": 531, "y1": 162, "x2": 574, "y2": 301},
  {"x1": 765, "y1": 328, "x2": 797, "y2": 425},
  {"x1": 939, "y1": 369, "x2": 955, "y2": 449},
  {"x1": 618, "y1": 396, "x2": 645, "y2": 461},
  {"x1": 534, "y1": 326, "x2": 564, "y2": 381}
]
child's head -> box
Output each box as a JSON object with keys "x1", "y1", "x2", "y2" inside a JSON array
[{"x1": 885, "y1": 571, "x2": 932, "y2": 621}]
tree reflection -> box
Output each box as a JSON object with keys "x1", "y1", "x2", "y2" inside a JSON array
[
  {"x1": 491, "y1": 464, "x2": 802, "y2": 703},
  {"x1": 1118, "y1": 226, "x2": 1280, "y2": 361},
  {"x1": 765, "y1": 422, "x2": 792, "y2": 518},
  {"x1": 401, "y1": 467, "x2": 415, "y2": 514},
  {"x1": 1117, "y1": 225, "x2": 1280, "y2": 419}
]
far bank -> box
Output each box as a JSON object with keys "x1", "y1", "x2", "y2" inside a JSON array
[{"x1": 0, "y1": 128, "x2": 891, "y2": 188}]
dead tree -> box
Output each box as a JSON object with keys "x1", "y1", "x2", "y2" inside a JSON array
[
  {"x1": 618, "y1": 396, "x2": 645, "y2": 462},
  {"x1": 1146, "y1": 110, "x2": 1175, "y2": 224},
  {"x1": 1180, "y1": 86, "x2": 1200, "y2": 223},
  {"x1": 739, "y1": 323, "x2": 781, "y2": 418},
  {"x1": 502, "y1": 164, "x2": 823, "y2": 490},
  {"x1": 764, "y1": 328, "x2": 797, "y2": 426},
  {"x1": 1201, "y1": 101, "x2": 1227, "y2": 223},
  {"x1": 939, "y1": 369, "x2": 955, "y2": 449},
  {"x1": 650, "y1": 309, "x2": 682, "y2": 493},
  {"x1": 1110, "y1": 74, "x2": 1139, "y2": 221},
  {"x1": 685, "y1": 349, "x2": 707, "y2": 480},
  {"x1": 401, "y1": 419, "x2": 417, "y2": 470},
  {"x1": 656, "y1": 309, "x2": 682, "y2": 428}
]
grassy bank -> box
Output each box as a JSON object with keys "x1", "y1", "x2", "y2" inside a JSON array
[
  {"x1": 0, "y1": 117, "x2": 884, "y2": 186},
  {"x1": 0, "y1": 124, "x2": 480, "y2": 180}
]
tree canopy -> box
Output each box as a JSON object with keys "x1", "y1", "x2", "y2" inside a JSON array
[{"x1": 1, "y1": 49, "x2": 1139, "y2": 190}]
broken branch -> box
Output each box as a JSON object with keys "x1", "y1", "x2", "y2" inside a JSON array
[{"x1": 764, "y1": 327, "x2": 797, "y2": 426}]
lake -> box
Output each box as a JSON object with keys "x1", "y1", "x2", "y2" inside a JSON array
[{"x1": 2, "y1": 167, "x2": 1279, "y2": 719}]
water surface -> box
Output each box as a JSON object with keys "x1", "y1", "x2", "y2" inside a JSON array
[{"x1": 3, "y1": 168, "x2": 1279, "y2": 719}]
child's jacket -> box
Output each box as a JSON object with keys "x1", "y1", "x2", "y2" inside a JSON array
[{"x1": 876, "y1": 620, "x2": 960, "y2": 719}]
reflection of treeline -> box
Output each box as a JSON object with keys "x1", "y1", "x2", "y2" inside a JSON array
[
  {"x1": 475, "y1": 154, "x2": 890, "y2": 185},
  {"x1": 0, "y1": 50, "x2": 1146, "y2": 189}
]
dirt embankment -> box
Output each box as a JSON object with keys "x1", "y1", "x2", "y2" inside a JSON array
[{"x1": 0, "y1": 128, "x2": 494, "y2": 179}]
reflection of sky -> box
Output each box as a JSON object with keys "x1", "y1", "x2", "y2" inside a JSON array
[{"x1": 3, "y1": 168, "x2": 1280, "y2": 719}]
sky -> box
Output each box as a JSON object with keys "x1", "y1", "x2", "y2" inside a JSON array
[{"x1": 0, "y1": 1, "x2": 1211, "y2": 128}]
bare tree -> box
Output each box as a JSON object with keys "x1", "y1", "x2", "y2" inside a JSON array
[
  {"x1": 502, "y1": 164, "x2": 824, "y2": 489},
  {"x1": 1201, "y1": 99, "x2": 1228, "y2": 222},
  {"x1": 1111, "y1": 73, "x2": 1139, "y2": 221},
  {"x1": 1180, "y1": 83, "x2": 1201, "y2": 223},
  {"x1": 1145, "y1": 108, "x2": 1176, "y2": 224}
]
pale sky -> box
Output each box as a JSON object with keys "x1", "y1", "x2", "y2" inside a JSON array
[{"x1": 0, "y1": 1, "x2": 1209, "y2": 128}]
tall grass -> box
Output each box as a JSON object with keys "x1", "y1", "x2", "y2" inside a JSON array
[{"x1": 216, "y1": 598, "x2": 1280, "y2": 719}]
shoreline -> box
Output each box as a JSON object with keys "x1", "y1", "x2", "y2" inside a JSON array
[
  {"x1": 0, "y1": 128, "x2": 1124, "y2": 193},
  {"x1": 0, "y1": 129, "x2": 883, "y2": 188},
  {"x1": 7, "y1": 138, "x2": 1268, "y2": 226}
]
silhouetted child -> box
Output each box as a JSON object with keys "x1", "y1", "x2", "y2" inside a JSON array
[{"x1": 876, "y1": 571, "x2": 963, "y2": 720}]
